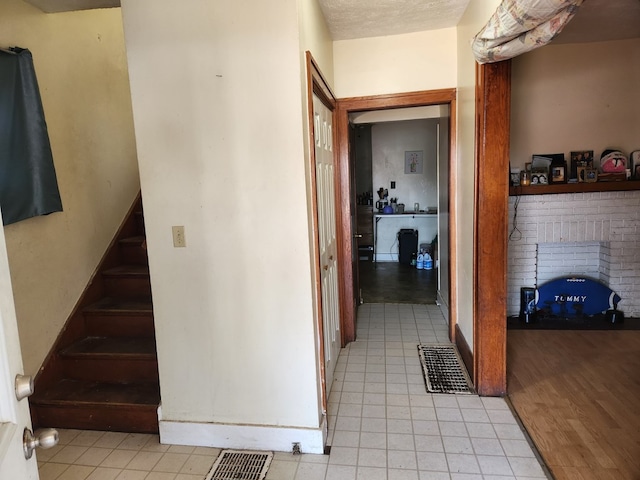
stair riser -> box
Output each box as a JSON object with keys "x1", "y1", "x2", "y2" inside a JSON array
[
  {"x1": 120, "y1": 245, "x2": 148, "y2": 265},
  {"x1": 103, "y1": 277, "x2": 152, "y2": 298},
  {"x1": 61, "y1": 358, "x2": 159, "y2": 383},
  {"x1": 32, "y1": 404, "x2": 159, "y2": 433},
  {"x1": 85, "y1": 315, "x2": 155, "y2": 338},
  {"x1": 135, "y1": 212, "x2": 145, "y2": 236}
]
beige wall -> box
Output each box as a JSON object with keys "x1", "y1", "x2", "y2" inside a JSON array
[
  {"x1": 455, "y1": 0, "x2": 502, "y2": 352},
  {"x1": 332, "y1": 28, "x2": 458, "y2": 98},
  {"x1": 121, "y1": 0, "x2": 325, "y2": 441},
  {"x1": 0, "y1": 0, "x2": 140, "y2": 375},
  {"x1": 511, "y1": 38, "x2": 640, "y2": 169}
]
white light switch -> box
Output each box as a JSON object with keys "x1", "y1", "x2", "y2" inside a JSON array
[{"x1": 172, "y1": 226, "x2": 186, "y2": 247}]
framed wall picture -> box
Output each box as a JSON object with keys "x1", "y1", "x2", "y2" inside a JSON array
[{"x1": 404, "y1": 151, "x2": 424, "y2": 174}]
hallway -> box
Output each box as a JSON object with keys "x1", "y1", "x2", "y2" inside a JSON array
[{"x1": 36, "y1": 304, "x2": 548, "y2": 480}]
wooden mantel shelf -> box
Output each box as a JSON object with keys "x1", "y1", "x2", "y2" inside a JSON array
[{"x1": 509, "y1": 180, "x2": 640, "y2": 196}]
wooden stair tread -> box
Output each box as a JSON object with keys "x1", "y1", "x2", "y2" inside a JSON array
[
  {"x1": 61, "y1": 336, "x2": 157, "y2": 357},
  {"x1": 102, "y1": 265, "x2": 149, "y2": 277},
  {"x1": 119, "y1": 235, "x2": 146, "y2": 245},
  {"x1": 84, "y1": 297, "x2": 153, "y2": 315},
  {"x1": 31, "y1": 379, "x2": 159, "y2": 406}
]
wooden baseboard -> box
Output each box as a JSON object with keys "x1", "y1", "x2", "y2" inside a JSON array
[{"x1": 455, "y1": 324, "x2": 474, "y2": 383}]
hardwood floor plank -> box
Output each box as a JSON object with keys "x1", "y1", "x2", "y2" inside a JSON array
[{"x1": 508, "y1": 330, "x2": 640, "y2": 480}]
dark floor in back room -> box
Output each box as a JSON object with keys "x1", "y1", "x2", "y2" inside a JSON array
[{"x1": 358, "y1": 259, "x2": 437, "y2": 304}]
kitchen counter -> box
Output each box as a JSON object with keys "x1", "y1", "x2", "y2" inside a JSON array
[{"x1": 373, "y1": 210, "x2": 438, "y2": 262}]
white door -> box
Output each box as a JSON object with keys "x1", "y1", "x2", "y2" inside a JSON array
[
  {"x1": 0, "y1": 218, "x2": 40, "y2": 479},
  {"x1": 313, "y1": 94, "x2": 341, "y2": 398}
]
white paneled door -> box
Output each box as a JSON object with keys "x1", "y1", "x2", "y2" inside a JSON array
[
  {"x1": 0, "y1": 218, "x2": 40, "y2": 479},
  {"x1": 313, "y1": 93, "x2": 340, "y2": 398}
]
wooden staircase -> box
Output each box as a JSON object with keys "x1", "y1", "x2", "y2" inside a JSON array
[{"x1": 30, "y1": 195, "x2": 160, "y2": 433}]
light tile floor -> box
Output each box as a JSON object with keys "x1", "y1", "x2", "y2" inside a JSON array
[{"x1": 37, "y1": 303, "x2": 550, "y2": 480}]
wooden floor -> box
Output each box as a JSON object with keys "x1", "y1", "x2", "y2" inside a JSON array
[{"x1": 508, "y1": 329, "x2": 640, "y2": 480}]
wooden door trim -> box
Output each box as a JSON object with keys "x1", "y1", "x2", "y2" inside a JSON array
[
  {"x1": 473, "y1": 61, "x2": 511, "y2": 396},
  {"x1": 305, "y1": 52, "x2": 337, "y2": 413},
  {"x1": 336, "y1": 89, "x2": 458, "y2": 344}
]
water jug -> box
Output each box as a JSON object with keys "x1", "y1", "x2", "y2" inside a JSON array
[
  {"x1": 424, "y1": 253, "x2": 433, "y2": 270},
  {"x1": 416, "y1": 252, "x2": 424, "y2": 269}
]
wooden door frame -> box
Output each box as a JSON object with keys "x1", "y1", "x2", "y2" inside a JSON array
[
  {"x1": 473, "y1": 60, "x2": 511, "y2": 396},
  {"x1": 305, "y1": 52, "x2": 337, "y2": 412},
  {"x1": 336, "y1": 89, "x2": 458, "y2": 344}
]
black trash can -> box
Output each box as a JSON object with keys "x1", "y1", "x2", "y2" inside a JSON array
[
  {"x1": 398, "y1": 229, "x2": 418, "y2": 265},
  {"x1": 520, "y1": 287, "x2": 536, "y2": 323}
]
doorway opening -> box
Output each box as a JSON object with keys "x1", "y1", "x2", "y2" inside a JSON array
[
  {"x1": 335, "y1": 89, "x2": 457, "y2": 344},
  {"x1": 350, "y1": 106, "x2": 450, "y2": 306}
]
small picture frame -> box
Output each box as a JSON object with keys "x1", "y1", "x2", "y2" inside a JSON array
[
  {"x1": 551, "y1": 165, "x2": 566, "y2": 183},
  {"x1": 631, "y1": 150, "x2": 640, "y2": 179},
  {"x1": 570, "y1": 150, "x2": 593, "y2": 180},
  {"x1": 404, "y1": 151, "x2": 424, "y2": 174},
  {"x1": 577, "y1": 165, "x2": 588, "y2": 182},
  {"x1": 585, "y1": 168, "x2": 598, "y2": 183}
]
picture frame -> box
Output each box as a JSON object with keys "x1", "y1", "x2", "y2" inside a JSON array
[
  {"x1": 585, "y1": 168, "x2": 598, "y2": 183},
  {"x1": 551, "y1": 165, "x2": 566, "y2": 184},
  {"x1": 570, "y1": 150, "x2": 593, "y2": 180},
  {"x1": 631, "y1": 150, "x2": 640, "y2": 179},
  {"x1": 404, "y1": 151, "x2": 424, "y2": 174}
]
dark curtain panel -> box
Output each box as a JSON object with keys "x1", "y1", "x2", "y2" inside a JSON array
[{"x1": 0, "y1": 47, "x2": 62, "y2": 226}]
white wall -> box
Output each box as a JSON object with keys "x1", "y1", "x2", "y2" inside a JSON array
[
  {"x1": 333, "y1": 28, "x2": 458, "y2": 98},
  {"x1": 121, "y1": 0, "x2": 326, "y2": 451},
  {"x1": 0, "y1": 0, "x2": 140, "y2": 375},
  {"x1": 372, "y1": 119, "x2": 439, "y2": 259},
  {"x1": 455, "y1": 0, "x2": 502, "y2": 351},
  {"x1": 511, "y1": 39, "x2": 640, "y2": 170}
]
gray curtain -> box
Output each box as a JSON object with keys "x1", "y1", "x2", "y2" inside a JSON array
[{"x1": 0, "y1": 47, "x2": 62, "y2": 225}]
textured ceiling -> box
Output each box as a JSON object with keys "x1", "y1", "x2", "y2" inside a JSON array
[
  {"x1": 317, "y1": 0, "x2": 470, "y2": 40},
  {"x1": 21, "y1": 0, "x2": 640, "y2": 43}
]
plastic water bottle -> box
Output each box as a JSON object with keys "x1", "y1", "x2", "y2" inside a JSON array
[
  {"x1": 416, "y1": 252, "x2": 424, "y2": 269},
  {"x1": 424, "y1": 253, "x2": 433, "y2": 270}
]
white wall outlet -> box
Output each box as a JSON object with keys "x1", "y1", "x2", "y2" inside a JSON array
[{"x1": 172, "y1": 226, "x2": 186, "y2": 247}]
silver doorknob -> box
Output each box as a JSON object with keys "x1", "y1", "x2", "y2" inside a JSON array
[
  {"x1": 15, "y1": 374, "x2": 34, "y2": 401},
  {"x1": 353, "y1": 234, "x2": 363, "y2": 238},
  {"x1": 23, "y1": 428, "x2": 59, "y2": 460}
]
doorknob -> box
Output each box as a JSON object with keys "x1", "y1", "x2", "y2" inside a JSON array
[
  {"x1": 23, "y1": 428, "x2": 59, "y2": 460},
  {"x1": 323, "y1": 265, "x2": 328, "y2": 270},
  {"x1": 353, "y1": 234, "x2": 363, "y2": 238},
  {"x1": 15, "y1": 374, "x2": 34, "y2": 401}
]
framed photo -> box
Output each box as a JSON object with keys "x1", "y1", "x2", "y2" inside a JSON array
[
  {"x1": 551, "y1": 165, "x2": 566, "y2": 183},
  {"x1": 404, "y1": 151, "x2": 423, "y2": 174},
  {"x1": 570, "y1": 150, "x2": 593, "y2": 180},
  {"x1": 631, "y1": 150, "x2": 640, "y2": 179},
  {"x1": 585, "y1": 168, "x2": 598, "y2": 183}
]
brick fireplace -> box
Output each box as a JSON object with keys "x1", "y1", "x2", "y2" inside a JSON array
[{"x1": 507, "y1": 190, "x2": 640, "y2": 317}]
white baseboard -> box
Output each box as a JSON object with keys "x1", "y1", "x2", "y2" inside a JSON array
[{"x1": 158, "y1": 413, "x2": 327, "y2": 455}]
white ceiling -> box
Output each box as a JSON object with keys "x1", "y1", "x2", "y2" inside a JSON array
[{"x1": 22, "y1": 0, "x2": 640, "y2": 44}]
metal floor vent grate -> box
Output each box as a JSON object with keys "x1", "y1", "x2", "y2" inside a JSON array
[
  {"x1": 205, "y1": 449, "x2": 273, "y2": 480},
  {"x1": 418, "y1": 344, "x2": 475, "y2": 394}
]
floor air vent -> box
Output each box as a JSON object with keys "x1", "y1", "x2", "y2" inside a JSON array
[
  {"x1": 418, "y1": 344, "x2": 475, "y2": 394},
  {"x1": 205, "y1": 450, "x2": 273, "y2": 480}
]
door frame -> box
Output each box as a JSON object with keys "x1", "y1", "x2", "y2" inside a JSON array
[
  {"x1": 473, "y1": 61, "x2": 511, "y2": 396},
  {"x1": 336, "y1": 89, "x2": 458, "y2": 344},
  {"x1": 305, "y1": 52, "x2": 338, "y2": 412}
]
